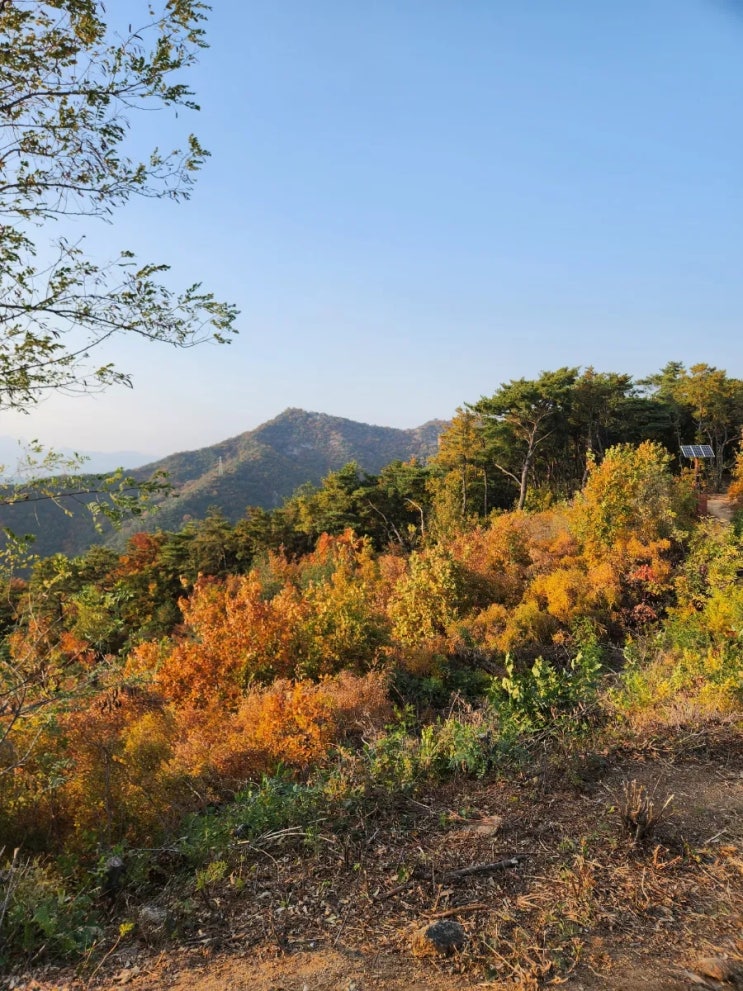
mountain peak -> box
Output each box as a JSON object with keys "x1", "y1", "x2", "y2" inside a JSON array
[{"x1": 0, "y1": 411, "x2": 447, "y2": 560}]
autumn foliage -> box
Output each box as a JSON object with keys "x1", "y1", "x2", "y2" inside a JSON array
[
  {"x1": 729, "y1": 449, "x2": 743, "y2": 513},
  {"x1": 1, "y1": 438, "x2": 739, "y2": 855}
]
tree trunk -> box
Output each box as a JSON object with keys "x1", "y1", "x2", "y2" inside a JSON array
[{"x1": 517, "y1": 456, "x2": 531, "y2": 510}]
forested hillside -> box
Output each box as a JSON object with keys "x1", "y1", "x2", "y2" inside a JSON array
[
  {"x1": 0, "y1": 409, "x2": 445, "y2": 561},
  {"x1": 3, "y1": 361, "x2": 742, "y2": 564},
  {"x1": 1, "y1": 361, "x2": 742, "y2": 983}
]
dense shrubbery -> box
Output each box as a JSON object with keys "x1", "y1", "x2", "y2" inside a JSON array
[
  {"x1": 2, "y1": 436, "x2": 742, "y2": 963},
  {"x1": 610, "y1": 516, "x2": 743, "y2": 724}
]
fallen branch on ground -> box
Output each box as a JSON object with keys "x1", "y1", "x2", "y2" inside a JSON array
[{"x1": 443, "y1": 855, "x2": 528, "y2": 880}]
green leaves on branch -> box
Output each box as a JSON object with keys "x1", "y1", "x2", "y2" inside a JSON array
[
  {"x1": 0, "y1": 1, "x2": 238, "y2": 414},
  {"x1": 0, "y1": 243, "x2": 237, "y2": 410},
  {"x1": 0, "y1": 446, "x2": 172, "y2": 578},
  {"x1": 0, "y1": 1, "x2": 210, "y2": 221}
]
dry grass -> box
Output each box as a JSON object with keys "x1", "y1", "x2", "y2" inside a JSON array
[
  {"x1": 612, "y1": 778, "x2": 675, "y2": 845},
  {"x1": 9, "y1": 724, "x2": 743, "y2": 991}
]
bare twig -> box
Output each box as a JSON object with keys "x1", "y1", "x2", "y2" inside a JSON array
[
  {"x1": 428, "y1": 902, "x2": 490, "y2": 919},
  {"x1": 443, "y1": 855, "x2": 528, "y2": 880}
]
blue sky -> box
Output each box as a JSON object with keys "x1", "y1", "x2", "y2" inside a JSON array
[{"x1": 6, "y1": 0, "x2": 743, "y2": 459}]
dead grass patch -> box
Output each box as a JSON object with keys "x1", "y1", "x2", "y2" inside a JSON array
[{"x1": 611, "y1": 778, "x2": 675, "y2": 845}]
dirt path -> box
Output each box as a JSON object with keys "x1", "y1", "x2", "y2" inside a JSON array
[
  {"x1": 707, "y1": 493, "x2": 735, "y2": 522},
  {"x1": 7, "y1": 725, "x2": 742, "y2": 991}
]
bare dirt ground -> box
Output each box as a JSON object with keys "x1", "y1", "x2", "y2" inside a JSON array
[
  {"x1": 8, "y1": 721, "x2": 742, "y2": 991},
  {"x1": 707, "y1": 493, "x2": 735, "y2": 523}
]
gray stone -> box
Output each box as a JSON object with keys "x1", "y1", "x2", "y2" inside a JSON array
[
  {"x1": 137, "y1": 903, "x2": 171, "y2": 941},
  {"x1": 411, "y1": 919, "x2": 467, "y2": 957}
]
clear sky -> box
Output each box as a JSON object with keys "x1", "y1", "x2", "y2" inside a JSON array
[{"x1": 5, "y1": 0, "x2": 743, "y2": 459}]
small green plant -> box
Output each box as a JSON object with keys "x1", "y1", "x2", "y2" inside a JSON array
[
  {"x1": 180, "y1": 769, "x2": 326, "y2": 866},
  {"x1": 195, "y1": 859, "x2": 227, "y2": 892},
  {"x1": 365, "y1": 723, "x2": 420, "y2": 790},
  {"x1": 391, "y1": 662, "x2": 490, "y2": 716},
  {"x1": 195, "y1": 859, "x2": 228, "y2": 908},
  {"x1": 418, "y1": 713, "x2": 495, "y2": 777},
  {"x1": 492, "y1": 646, "x2": 602, "y2": 734}
]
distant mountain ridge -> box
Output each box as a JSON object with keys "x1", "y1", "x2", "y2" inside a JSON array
[
  {"x1": 130, "y1": 408, "x2": 445, "y2": 534},
  {"x1": 0, "y1": 409, "x2": 446, "y2": 560},
  {"x1": 0, "y1": 436, "x2": 157, "y2": 479}
]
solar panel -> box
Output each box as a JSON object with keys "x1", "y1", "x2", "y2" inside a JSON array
[{"x1": 680, "y1": 444, "x2": 714, "y2": 459}]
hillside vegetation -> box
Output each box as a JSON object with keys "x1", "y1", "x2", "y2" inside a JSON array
[
  {"x1": 0, "y1": 409, "x2": 445, "y2": 562},
  {"x1": 0, "y1": 363, "x2": 742, "y2": 987}
]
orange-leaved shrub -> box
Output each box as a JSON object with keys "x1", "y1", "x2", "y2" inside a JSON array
[
  {"x1": 569, "y1": 442, "x2": 693, "y2": 627},
  {"x1": 447, "y1": 509, "x2": 586, "y2": 652},
  {"x1": 3, "y1": 670, "x2": 391, "y2": 851},
  {"x1": 188, "y1": 669, "x2": 391, "y2": 777},
  {"x1": 126, "y1": 532, "x2": 389, "y2": 702}
]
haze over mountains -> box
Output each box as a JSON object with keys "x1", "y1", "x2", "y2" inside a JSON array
[
  {"x1": 0, "y1": 436, "x2": 156, "y2": 479},
  {"x1": 0, "y1": 409, "x2": 446, "y2": 560}
]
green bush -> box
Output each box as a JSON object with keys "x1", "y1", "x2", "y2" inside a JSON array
[
  {"x1": 391, "y1": 662, "x2": 490, "y2": 716},
  {"x1": 363, "y1": 722, "x2": 421, "y2": 791},
  {"x1": 180, "y1": 769, "x2": 328, "y2": 865},
  {"x1": 418, "y1": 716, "x2": 494, "y2": 777},
  {"x1": 0, "y1": 855, "x2": 100, "y2": 963},
  {"x1": 491, "y1": 644, "x2": 602, "y2": 734}
]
